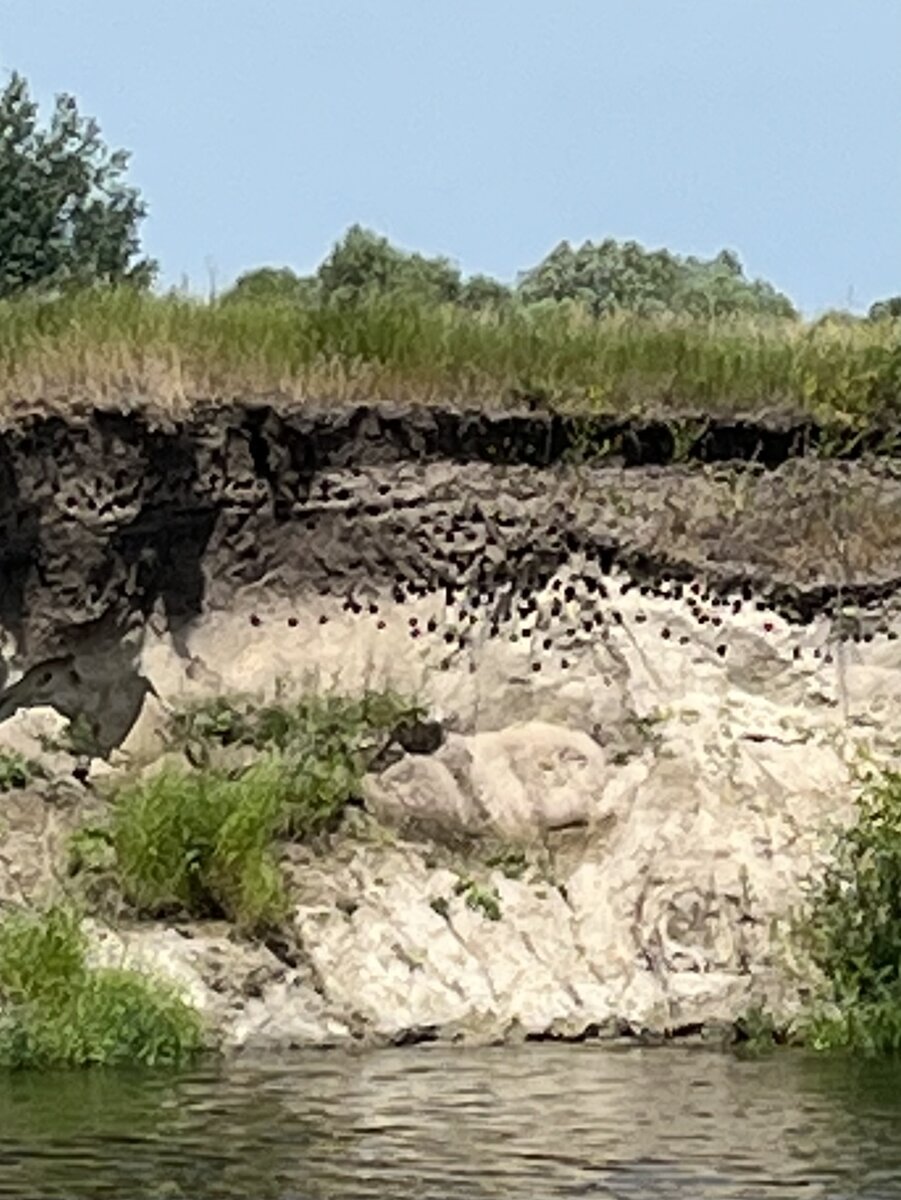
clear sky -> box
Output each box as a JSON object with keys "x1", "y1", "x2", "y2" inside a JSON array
[{"x1": 1, "y1": 1, "x2": 899, "y2": 315}]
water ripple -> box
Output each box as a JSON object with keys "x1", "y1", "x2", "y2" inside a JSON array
[{"x1": 1, "y1": 1044, "x2": 900, "y2": 1198}]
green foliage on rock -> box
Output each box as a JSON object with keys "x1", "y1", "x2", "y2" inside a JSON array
[
  {"x1": 0, "y1": 905, "x2": 204, "y2": 1069},
  {"x1": 79, "y1": 690, "x2": 425, "y2": 933},
  {"x1": 0, "y1": 71, "x2": 155, "y2": 299},
  {"x1": 168, "y1": 688, "x2": 424, "y2": 773},
  {"x1": 0, "y1": 750, "x2": 43, "y2": 792},
  {"x1": 732, "y1": 1004, "x2": 785, "y2": 1057},
  {"x1": 110, "y1": 757, "x2": 293, "y2": 931},
  {"x1": 516, "y1": 239, "x2": 797, "y2": 320},
  {"x1": 793, "y1": 768, "x2": 901, "y2": 1055},
  {"x1": 454, "y1": 878, "x2": 502, "y2": 921}
]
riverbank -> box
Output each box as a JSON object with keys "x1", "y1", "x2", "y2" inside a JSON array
[{"x1": 2, "y1": 393, "x2": 901, "y2": 1054}]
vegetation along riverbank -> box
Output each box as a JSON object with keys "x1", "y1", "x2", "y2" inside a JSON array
[{"x1": 3, "y1": 67, "x2": 901, "y2": 1069}]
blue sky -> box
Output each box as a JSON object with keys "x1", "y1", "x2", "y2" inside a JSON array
[{"x1": 1, "y1": 1, "x2": 899, "y2": 315}]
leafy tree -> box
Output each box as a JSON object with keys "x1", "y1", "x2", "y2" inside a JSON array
[
  {"x1": 516, "y1": 237, "x2": 797, "y2": 319},
  {"x1": 316, "y1": 224, "x2": 461, "y2": 305},
  {"x1": 458, "y1": 273, "x2": 513, "y2": 312},
  {"x1": 867, "y1": 296, "x2": 901, "y2": 322},
  {"x1": 0, "y1": 71, "x2": 156, "y2": 298},
  {"x1": 218, "y1": 266, "x2": 318, "y2": 306},
  {"x1": 811, "y1": 309, "x2": 863, "y2": 329},
  {"x1": 674, "y1": 249, "x2": 797, "y2": 319}
]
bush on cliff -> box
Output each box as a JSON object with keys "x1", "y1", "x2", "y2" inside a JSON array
[
  {"x1": 794, "y1": 767, "x2": 901, "y2": 1054},
  {"x1": 88, "y1": 690, "x2": 424, "y2": 933},
  {"x1": 0, "y1": 905, "x2": 204, "y2": 1069},
  {"x1": 168, "y1": 688, "x2": 422, "y2": 776},
  {"x1": 111, "y1": 757, "x2": 293, "y2": 932}
]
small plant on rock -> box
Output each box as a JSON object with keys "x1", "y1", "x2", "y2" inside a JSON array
[
  {"x1": 732, "y1": 1004, "x2": 785, "y2": 1058},
  {"x1": 0, "y1": 750, "x2": 42, "y2": 792},
  {"x1": 484, "y1": 847, "x2": 529, "y2": 880},
  {"x1": 168, "y1": 688, "x2": 425, "y2": 771},
  {"x1": 454, "y1": 878, "x2": 502, "y2": 921}
]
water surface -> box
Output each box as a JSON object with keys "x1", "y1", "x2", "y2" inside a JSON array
[{"x1": 1, "y1": 1044, "x2": 899, "y2": 1198}]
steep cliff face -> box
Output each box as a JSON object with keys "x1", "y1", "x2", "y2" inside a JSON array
[
  {"x1": 2, "y1": 402, "x2": 900, "y2": 747},
  {"x1": 3, "y1": 402, "x2": 901, "y2": 1047}
]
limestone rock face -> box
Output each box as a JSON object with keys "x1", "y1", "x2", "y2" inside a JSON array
[
  {"x1": 83, "y1": 920, "x2": 351, "y2": 1051},
  {"x1": 464, "y1": 722, "x2": 624, "y2": 837},
  {"x1": 363, "y1": 721, "x2": 632, "y2": 840},
  {"x1": 261, "y1": 692, "x2": 862, "y2": 1047},
  {"x1": 362, "y1": 754, "x2": 481, "y2": 832},
  {"x1": 0, "y1": 707, "x2": 94, "y2": 907},
  {"x1": 4, "y1": 406, "x2": 901, "y2": 1050}
]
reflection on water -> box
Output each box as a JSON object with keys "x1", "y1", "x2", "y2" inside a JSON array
[{"x1": 1, "y1": 1044, "x2": 901, "y2": 1198}]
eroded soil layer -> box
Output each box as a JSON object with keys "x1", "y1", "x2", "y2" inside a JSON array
[{"x1": 0, "y1": 405, "x2": 897, "y2": 676}]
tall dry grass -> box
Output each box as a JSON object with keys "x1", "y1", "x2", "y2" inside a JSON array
[{"x1": 0, "y1": 287, "x2": 899, "y2": 428}]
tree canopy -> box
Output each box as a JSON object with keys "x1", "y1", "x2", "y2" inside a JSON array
[
  {"x1": 516, "y1": 238, "x2": 797, "y2": 319},
  {"x1": 221, "y1": 226, "x2": 515, "y2": 312},
  {"x1": 219, "y1": 265, "x2": 318, "y2": 307},
  {"x1": 316, "y1": 224, "x2": 462, "y2": 305},
  {"x1": 868, "y1": 296, "x2": 901, "y2": 322},
  {"x1": 222, "y1": 227, "x2": 797, "y2": 321},
  {"x1": 0, "y1": 71, "x2": 155, "y2": 299}
]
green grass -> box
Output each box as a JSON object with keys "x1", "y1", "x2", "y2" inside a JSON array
[
  {"x1": 109, "y1": 757, "x2": 294, "y2": 932},
  {"x1": 1, "y1": 286, "x2": 900, "y2": 432},
  {"x1": 73, "y1": 689, "x2": 425, "y2": 934},
  {"x1": 0, "y1": 905, "x2": 204, "y2": 1070}
]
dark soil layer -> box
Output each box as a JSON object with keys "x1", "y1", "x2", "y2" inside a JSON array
[{"x1": 1, "y1": 402, "x2": 901, "y2": 741}]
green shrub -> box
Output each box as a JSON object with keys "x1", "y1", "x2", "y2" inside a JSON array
[
  {"x1": 103, "y1": 689, "x2": 425, "y2": 932},
  {"x1": 802, "y1": 995, "x2": 901, "y2": 1056},
  {"x1": 794, "y1": 768, "x2": 901, "y2": 1054},
  {"x1": 484, "y1": 847, "x2": 528, "y2": 880},
  {"x1": 0, "y1": 905, "x2": 204, "y2": 1070},
  {"x1": 732, "y1": 1004, "x2": 785, "y2": 1058},
  {"x1": 111, "y1": 757, "x2": 292, "y2": 932},
  {"x1": 169, "y1": 688, "x2": 423, "y2": 767},
  {"x1": 0, "y1": 905, "x2": 87, "y2": 1006}
]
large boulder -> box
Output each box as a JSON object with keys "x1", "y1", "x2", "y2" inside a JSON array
[{"x1": 363, "y1": 720, "x2": 645, "y2": 842}]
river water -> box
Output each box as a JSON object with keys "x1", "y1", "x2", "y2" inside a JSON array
[{"x1": 1, "y1": 1044, "x2": 900, "y2": 1198}]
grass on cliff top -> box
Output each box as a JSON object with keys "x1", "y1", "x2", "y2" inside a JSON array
[
  {"x1": 0, "y1": 905, "x2": 204, "y2": 1070},
  {"x1": 0, "y1": 287, "x2": 900, "y2": 431},
  {"x1": 71, "y1": 689, "x2": 424, "y2": 934}
]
